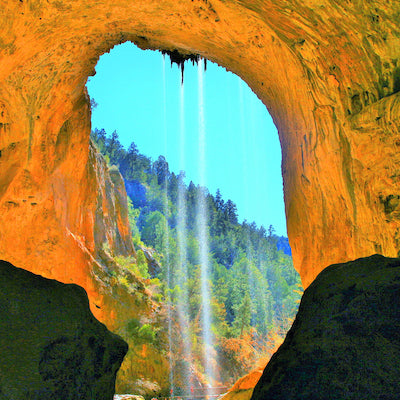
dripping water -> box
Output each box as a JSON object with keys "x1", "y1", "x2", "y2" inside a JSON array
[
  {"x1": 163, "y1": 54, "x2": 175, "y2": 395},
  {"x1": 239, "y1": 80, "x2": 256, "y2": 322},
  {"x1": 176, "y1": 75, "x2": 193, "y2": 377},
  {"x1": 197, "y1": 58, "x2": 214, "y2": 384}
]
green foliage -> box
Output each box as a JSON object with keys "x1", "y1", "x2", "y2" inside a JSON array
[
  {"x1": 141, "y1": 211, "x2": 168, "y2": 254},
  {"x1": 114, "y1": 254, "x2": 149, "y2": 280},
  {"x1": 127, "y1": 198, "x2": 141, "y2": 243},
  {"x1": 233, "y1": 291, "x2": 252, "y2": 336},
  {"x1": 91, "y1": 128, "x2": 303, "y2": 384},
  {"x1": 126, "y1": 318, "x2": 157, "y2": 345}
]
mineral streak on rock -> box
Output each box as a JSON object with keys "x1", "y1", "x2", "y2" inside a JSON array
[
  {"x1": 1, "y1": 1, "x2": 400, "y2": 306},
  {"x1": 0, "y1": 260, "x2": 128, "y2": 400},
  {"x1": 251, "y1": 254, "x2": 400, "y2": 400}
]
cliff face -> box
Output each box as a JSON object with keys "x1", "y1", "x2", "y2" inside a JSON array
[
  {"x1": 1, "y1": 0, "x2": 400, "y2": 291},
  {"x1": 0, "y1": 112, "x2": 135, "y2": 322}
]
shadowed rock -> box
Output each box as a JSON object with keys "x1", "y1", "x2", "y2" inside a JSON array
[
  {"x1": 0, "y1": 260, "x2": 128, "y2": 400},
  {"x1": 252, "y1": 254, "x2": 400, "y2": 400}
]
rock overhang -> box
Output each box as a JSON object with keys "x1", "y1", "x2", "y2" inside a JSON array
[{"x1": 1, "y1": 0, "x2": 400, "y2": 292}]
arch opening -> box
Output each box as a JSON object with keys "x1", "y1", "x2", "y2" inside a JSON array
[{"x1": 86, "y1": 41, "x2": 302, "y2": 394}]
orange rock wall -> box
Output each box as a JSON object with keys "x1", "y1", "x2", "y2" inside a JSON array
[
  {"x1": 1, "y1": 0, "x2": 400, "y2": 298},
  {"x1": 0, "y1": 88, "x2": 135, "y2": 320}
]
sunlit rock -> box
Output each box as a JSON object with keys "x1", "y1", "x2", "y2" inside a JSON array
[
  {"x1": 220, "y1": 368, "x2": 264, "y2": 400},
  {"x1": 1, "y1": 0, "x2": 400, "y2": 293}
]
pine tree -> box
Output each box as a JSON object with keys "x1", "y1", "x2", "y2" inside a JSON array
[
  {"x1": 225, "y1": 199, "x2": 238, "y2": 224},
  {"x1": 106, "y1": 130, "x2": 124, "y2": 165},
  {"x1": 215, "y1": 189, "x2": 224, "y2": 211},
  {"x1": 233, "y1": 292, "x2": 252, "y2": 336},
  {"x1": 153, "y1": 155, "x2": 170, "y2": 186}
]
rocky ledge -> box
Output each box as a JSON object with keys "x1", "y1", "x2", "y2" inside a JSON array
[
  {"x1": 0, "y1": 260, "x2": 128, "y2": 400},
  {"x1": 252, "y1": 254, "x2": 400, "y2": 400}
]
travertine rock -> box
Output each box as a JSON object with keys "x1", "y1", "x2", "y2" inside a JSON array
[
  {"x1": 0, "y1": 0, "x2": 399, "y2": 303},
  {"x1": 252, "y1": 254, "x2": 400, "y2": 400},
  {"x1": 1, "y1": 0, "x2": 400, "y2": 290},
  {"x1": 220, "y1": 369, "x2": 263, "y2": 400},
  {"x1": 0, "y1": 259, "x2": 127, "y2": 400}
]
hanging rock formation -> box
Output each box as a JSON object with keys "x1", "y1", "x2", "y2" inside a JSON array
[
  {"x1": 252, "y1": 254, "x2": 400, "y2": 399},
  {"x1": 0, "y1": 259, "x2": 128, "y2": 399},
  {"x1": 1, "y1": 0, "x2": 400, "y2": 294}
]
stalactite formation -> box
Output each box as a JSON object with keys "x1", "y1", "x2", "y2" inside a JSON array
[{"x1": 162, "y1": 50, "x2": 206, "y2": 83}]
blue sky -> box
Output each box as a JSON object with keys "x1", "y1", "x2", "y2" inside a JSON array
[{"x1": 86, "y1": 42, "x2": 287, "y2": 236}]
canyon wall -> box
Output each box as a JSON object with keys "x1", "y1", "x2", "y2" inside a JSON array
[{"x1": 1, "y1": 1, "x2": 400, "y2": 297}]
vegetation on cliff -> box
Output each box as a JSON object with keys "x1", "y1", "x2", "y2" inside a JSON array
[{"x1": 91, "y1": 128, "x2": 302, "y2": 389}]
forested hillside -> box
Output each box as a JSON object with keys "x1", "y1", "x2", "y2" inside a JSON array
[{"x1": 91, "y1": 128, "x2": 302, "y2": 388}]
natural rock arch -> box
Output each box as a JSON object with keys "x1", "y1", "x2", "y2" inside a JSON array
[{"x1": 1, "y1": 0, "x2": 400, "y2": 318}]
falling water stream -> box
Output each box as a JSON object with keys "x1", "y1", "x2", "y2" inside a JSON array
[
  {"x1": 239, "y1": 80, "x2": 256, "y2": 322},
  {"x1": 176, "y1": 77, "x2": 193, "y2": 374},
  {"x1": 197, "y1": 58, "x2": 214, "y2": 384},
  {"x1": 162, "y1": 54, "x2": 175, "y2": 394}
]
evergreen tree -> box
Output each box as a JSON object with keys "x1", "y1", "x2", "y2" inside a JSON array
[
  {"x1": 106, "y1": 130, "x2": 124, "y2": 165},
  {"x1": 120, "y1": 142, "x2": 138, "y2": 180},
  {"x1": 224, "y1": 199, "x2": 238, "y2": 224},
  {"x1": 153, "y1": 155, "x2": 170, "y2": 186},
  {"x1": 215, "y1": 189, "x2": 224, "y2": 211},
  {"x1": 141, "y1": 211, "x2": 168, "y2": 254},
  {"x1": 91, "y1": 128, "x2": 107, "y2": 153},
  {"x1": 233, "y1": 292, "x2": 252, "y2": 336}
]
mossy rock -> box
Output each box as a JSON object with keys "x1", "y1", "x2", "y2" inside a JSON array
[
  {"x1": 252, "y1": 254, "x2": 400, "y2": 400},
  {"x1": 0, "y1": 260, "x2": 128, "y2": 400}
]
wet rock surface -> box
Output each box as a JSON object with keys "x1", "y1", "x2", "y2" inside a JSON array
[
  {"x1": 0, "y1": 260, "x2": 128, "y2": 400},
  {"x1": 252, "y1": 254, "x2": 400, "y2": 400}
]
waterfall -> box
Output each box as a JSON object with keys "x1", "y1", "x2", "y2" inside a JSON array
[
  {"x1": 163, "y1": 54, "x2": 175, "y2": 395},
  {"x1": 176, "y1": 76, "x2": 193, "y2": 375},
  {"x1": 239, "y1": 80, "x2": 255, "y2": 325},
  {"x1": 197, "y1": 58, "x2": 214, "y2": 384}
]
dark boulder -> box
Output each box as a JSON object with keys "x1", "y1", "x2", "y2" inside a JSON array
[
  {"x1": 252, "y1": 254, "x2": 400, "y2": 400},
  {"x1": 0, "y1": 260, "x2": 128, "y2": 400}
]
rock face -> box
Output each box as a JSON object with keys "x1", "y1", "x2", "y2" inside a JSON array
[
  {"x1": 221, "y1": 369, "x2": 264, "y2": 400},
  {"x1": 1, "y1": 1, "x2": 400, "y2": 290},
  {"x1": 0, "y1": 128, "x2": 135, "y2": 325},
  {"x1": 0, "y1": 259, "x2": 128, "y2": 399},
  {"x1": 251, "y1": 254, "x2": 400, "y2": 400}
]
